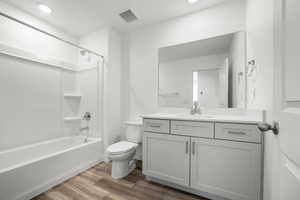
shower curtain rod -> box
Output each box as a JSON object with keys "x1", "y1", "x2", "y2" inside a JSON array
[{"x1": 0, "y1": 12, "x2": 104, "y2": 59}]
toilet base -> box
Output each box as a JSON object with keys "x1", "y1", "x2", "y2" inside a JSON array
[{"x1": 111, "y1": 159, "x2": 136, "y2": 179}]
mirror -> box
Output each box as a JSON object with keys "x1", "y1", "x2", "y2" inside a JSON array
[{"x1": 158, "y1": 32, "x2": 246, "y2": 108}]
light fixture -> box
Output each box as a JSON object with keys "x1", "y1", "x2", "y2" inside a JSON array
[
  {"x1": 187, "y1": 0, "x2": 199, "y2": 4},
  {"x1": 38, "y1": 4, "x2": 52, "y2": 14}
]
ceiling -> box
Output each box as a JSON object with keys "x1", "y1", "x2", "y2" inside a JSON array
[
  {"x1": 2, "y1": 0, "x2": 235, "y2": 37},
  {"x1": 159, "y1": 33, "x2": 234, "y2": 62}
]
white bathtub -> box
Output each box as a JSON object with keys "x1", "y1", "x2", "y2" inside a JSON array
[{"x1": 0, "y1": 136, "x2": 103, "y2": 200}]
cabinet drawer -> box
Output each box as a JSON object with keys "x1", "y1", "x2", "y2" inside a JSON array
[
  {"x1": 143, "y1": 119, "x2": 170, "y2": 134},
  {"x1": 215, "y1": 123, "x2": 261, "y2": 143},
  {"x1": 171, "y1": 121, "x2": 214, "y2": 138}
]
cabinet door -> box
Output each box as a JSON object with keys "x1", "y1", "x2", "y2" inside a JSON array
[
  {"x1": 190, "y1": 138, "x2": 261, "y2": 200},
  {"x1": 143, "y1": 132, "x2": 190, "y2": 187}
]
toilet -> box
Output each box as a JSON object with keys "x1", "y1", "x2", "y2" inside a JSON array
[{"x1": 106, "y1": 121, "x2": 142, "y2": 179}]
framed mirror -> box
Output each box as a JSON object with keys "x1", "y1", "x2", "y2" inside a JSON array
[{"x1": 158, "y1": 31, "x2": 247, "y2": 108}]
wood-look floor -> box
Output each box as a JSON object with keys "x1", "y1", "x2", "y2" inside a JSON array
[{"x1": 32, "y1": 162, "x2": 209, "y2": 200}]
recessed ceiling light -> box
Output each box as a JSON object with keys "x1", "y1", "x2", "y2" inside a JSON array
[
  {"x1": 187, "y1": 0, "x2": 199, "y2": 4},
  {"x1": 38, "y1": 4, "x2": 52, "y2": 14}
]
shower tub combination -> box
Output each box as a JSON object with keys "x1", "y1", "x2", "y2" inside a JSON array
[{"x1": 0, "y1": 136, "x2": 102, "y2": 200}]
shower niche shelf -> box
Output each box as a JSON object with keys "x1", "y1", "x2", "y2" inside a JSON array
[
  {"x1": 64, "y1": 117, "x2": 81, "y2": 122},
  {"x1": 64, "y1": 93, "x2": 82, "y2": 99}
]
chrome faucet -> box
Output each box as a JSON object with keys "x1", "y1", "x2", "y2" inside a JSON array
[{"x1": 190, "y1": 101, "x2": 201, "y2": 115}]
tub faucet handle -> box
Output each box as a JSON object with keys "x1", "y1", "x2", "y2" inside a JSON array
[{"x1": 83, "y1": 112, "x2": 91, "y2": 121}]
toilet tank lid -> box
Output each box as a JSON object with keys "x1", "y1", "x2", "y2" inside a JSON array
[{"x1": 124, "y1": 120, "x2": 142, "y2": 126}]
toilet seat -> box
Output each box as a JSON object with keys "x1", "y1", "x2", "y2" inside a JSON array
[{"x1": 106, "y1": 141, "x2": 138, "y2": 155}]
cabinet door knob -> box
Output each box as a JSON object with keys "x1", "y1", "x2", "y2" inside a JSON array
[{"x1": 258, "y1": 121, "x2": 279, "y2": 135}]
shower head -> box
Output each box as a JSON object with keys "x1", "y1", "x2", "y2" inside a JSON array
[
  {"x1": 80, "y1": 50, "x2": 87, "y2": 56},
  {"x1": 80, "y1": 50, "x2": 92, "y2": 63}
]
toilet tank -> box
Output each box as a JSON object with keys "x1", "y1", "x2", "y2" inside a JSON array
[{"x1": 125, "y1": 121, "x2": 142, "y2": 143}]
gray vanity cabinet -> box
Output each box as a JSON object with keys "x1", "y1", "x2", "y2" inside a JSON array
[
  {"x1": 143, "y1": 132, "x2": 190, "y2": 187},
  {"x1": 190, "y1": 138, "x2": 261, "y2": 200},
  {"x1": 143, "y1": 118, "x2": 262, "y2": 200}
]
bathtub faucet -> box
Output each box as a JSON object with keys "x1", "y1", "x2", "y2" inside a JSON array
[
  {"x1": 80, "y1": 112, "x2": 91, "y2": 138},
  {"x1": 80, "y1": 112, "x2": 91, "y2": 132}
]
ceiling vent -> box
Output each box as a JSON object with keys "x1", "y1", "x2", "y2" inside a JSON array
[{"x1": 119, "y1": 9, "x2": 138, "y2": 23}]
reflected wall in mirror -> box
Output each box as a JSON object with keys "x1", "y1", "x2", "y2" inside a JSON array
[{"x1": 158, "y1": 32, "x2": 246, "y2": 108}]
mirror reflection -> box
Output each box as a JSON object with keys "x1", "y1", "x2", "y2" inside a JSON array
[{"x1": 158, "y1": 32, "x2": 246, "y2": 108}]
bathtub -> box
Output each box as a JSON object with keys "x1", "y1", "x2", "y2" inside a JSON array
[{"x1": 0, "y1": 136, "x2": 103, "y2": 200}]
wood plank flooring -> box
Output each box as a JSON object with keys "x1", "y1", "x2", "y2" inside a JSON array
[{"x1": 33, "y1": 162, "x2": 209, "y2": 200}]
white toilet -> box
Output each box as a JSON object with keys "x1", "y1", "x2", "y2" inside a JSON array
[{"x1": 106, "y1": 121, "x2": 142, "y2": 179}]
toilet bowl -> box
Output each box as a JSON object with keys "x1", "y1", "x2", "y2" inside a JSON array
[
  {"x1": 106, "y1": 121, "x2": 142, "y2": 179},
  {"x1": 106, "y1": 141, "x2": 138, "y2": 179}
]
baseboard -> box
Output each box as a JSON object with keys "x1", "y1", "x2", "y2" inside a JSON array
[{"x1": 16, "y1": 158, "x2": 103, "y2": 200}]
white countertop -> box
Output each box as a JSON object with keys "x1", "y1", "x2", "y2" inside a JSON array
[{"x1": 141, "y1": 113, "x2": 263, "y2": 124}]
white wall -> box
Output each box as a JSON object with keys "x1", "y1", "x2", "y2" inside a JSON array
[
  {"x1": 77, "y1": 68, "x2": 101, "y2": 138},
  {"x1": 79, "y1": 27, "x2": 123, "y2": 149},
  {"x1": 246, "y1": 1, "x2": 274, "y2": 110},
  {"x1": 104, "y1": 28, "x2": 122, "y2": 148},
  {"x1": 0, "y1": 2, "x2": 80, "y2": 150},
  {"x1": 246, "y1": 0, "x2": 277, "y2": 200},
  {"x1": 125, "y1": 0, "x2": 246, "y2": 120},
  {"x1": 0, "y1": 54, "x2": 62, "y2": 150},
  {"x1": 79, "y1": 29, "x2": 109, "y2": 57},
  {"x1": 159, "y1": 54, "x2": 228, "y2": 107},
  {"x1": 79, "y1": 28, "x2": 108, "y2": 142}
]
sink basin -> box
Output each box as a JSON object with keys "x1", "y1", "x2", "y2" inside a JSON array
[
  {"x1": 142, "y1": 113, "x2": 261, "y2": 125},
  {"x1": 197, "y1": 115, "x2": 214, "y2": 118},
  {"x1": 172, "y1": 113, "x2": 215, "y2": 119},
  {"x1": 142, "y1": 113, "x2": 218, "y2": 121}
]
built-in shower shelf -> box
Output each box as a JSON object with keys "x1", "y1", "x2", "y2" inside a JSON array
[
  {"x1": 64, "y1": 93, "x2": 82, "y2": 99},
  {"x1": 64, "y1": 117, "x2": 81, "y2": 122}
]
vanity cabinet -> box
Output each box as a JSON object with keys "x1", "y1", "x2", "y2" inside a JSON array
[
  {"x1": 190, "y1": 138, "x2": 261, "y2": 200},
  {"x1": 143, "y1": 132, "x2": 190, "y2": 186},
  {"x1": 143, "y1": 119, "x2": 262, "y2": 200}
]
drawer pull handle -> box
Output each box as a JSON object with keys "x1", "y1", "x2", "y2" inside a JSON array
[
  {"x1": 185, "y1": 141, "x2": 189, "y2": 154},
  {"x1": 228, "y1": 131, "x2": 246, "y2": 135},
  {"x1": 149, "y1": 125, "x2": 161, "y2": 128}
]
